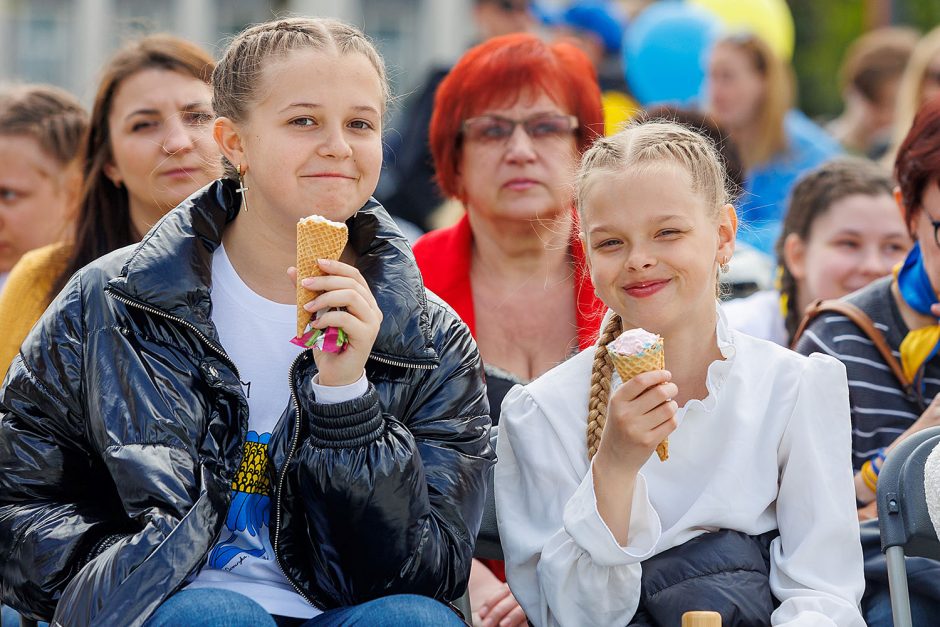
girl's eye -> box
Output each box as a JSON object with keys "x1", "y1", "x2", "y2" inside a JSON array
[
  {"x1": 0, "y1": 188, "x2": 21, "y2": 203},
  {"x1": 349, "y1": 119, "x2": 374, "y2": 131},
  {"x1": 656, "y1": 229, "x2": 680, "y2": 238},
  {"x1": 834, "y1": 239, "x2": 859, "y2": 249},
  {"x1": 886, "y1": 242, "x2": 908, "y2": 254},
  {"x1": 184, "y1": 111, "x2": 213, "y2": 126},
  {"x1": 131, "y1": 120, "x2": 157, "y2": 132},
  {"x1": 596, "y1": 238, "x2": 622, "y2": 249},
  {"x1": 291, "y1": 117, "x2": 316, "y2": 127}
]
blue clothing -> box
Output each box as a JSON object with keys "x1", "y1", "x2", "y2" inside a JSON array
[
  {"x1": 737, "y1": 110, "x2": 842, "y2": 255},
  {"x1": 1, "y1": 605, "x2": 47, "y2": 627},
  {"x1": 863, "y1": 588, "x2": 936, "y2": 627},
  {"x1": 145, "y1": 589, "x2": 463, "y2": 627}
]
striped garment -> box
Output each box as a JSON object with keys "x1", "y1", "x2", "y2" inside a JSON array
[{"x1": 795, "y1": 276, "x2": 938, "y2": 471}]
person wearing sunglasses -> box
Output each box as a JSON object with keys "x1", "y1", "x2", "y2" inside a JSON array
[
  {"x1": 412, "y1": 33, "x2": 606, "y2": 627},
  {"x1": 796, "y1": 97, "x2": 940, "y2": 626}
]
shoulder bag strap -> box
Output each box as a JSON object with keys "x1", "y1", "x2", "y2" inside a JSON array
[{"x1": 791, "y1": 298, "x2": 913, "y2": 394}]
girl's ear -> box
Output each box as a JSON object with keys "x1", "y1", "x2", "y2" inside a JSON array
[
  {"x1": 716, "y1": 203, "x2": 737, "y2": 265},
  {"x1": 214, "y1": 117, "x2": 246, "y2": 170},
  {"x1": 579, "y1": 232, "x2": 592, "y2": 272},
  {"x1": 782, "y1": 232, "x2": 807, "y2": 281},
  {"x1": 103, "y1": 160, "x2": 122, "y2": 187}
]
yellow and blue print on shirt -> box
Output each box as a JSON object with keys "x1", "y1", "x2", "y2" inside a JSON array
[{"x1": 207, "y1": 431, "x2": 275, "y2": 569}]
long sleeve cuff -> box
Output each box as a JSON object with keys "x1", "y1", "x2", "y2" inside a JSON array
[
  {"x1": 563, "y1": 460, "x2": 661, "y2": 566},
  {"x1": 310, "y1": 372, "x2": 369, "y2": 404},
  {"x1": 306, "y1": 383, "x2": 384, "y2": 448}
]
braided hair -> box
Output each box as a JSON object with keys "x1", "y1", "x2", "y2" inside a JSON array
[
  {"x1": 586, "y1": 313, "x2": 623, "y2": 459},
  {"x1": 578, "y1": 120, "x2": 732, "y2": 459}
]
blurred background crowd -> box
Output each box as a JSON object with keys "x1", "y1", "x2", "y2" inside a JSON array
[
  {"x1": 2, "y1": 0, "x2": 940, "y2": 294},
  {"x1": 4, "y1": 1, "x2": 940, "y2": 624}
]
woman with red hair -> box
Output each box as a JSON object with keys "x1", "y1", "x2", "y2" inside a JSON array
[{"x1": 412, "y1": 33, "x2": 605, "y2": 626}]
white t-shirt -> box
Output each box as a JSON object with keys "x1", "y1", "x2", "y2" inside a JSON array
[
  {"x1": 186, "y1": 245, "x2": 366, "y2": 618},
  {"x1": 495, "y1": 306, "x2": 866, "y2": 626}
]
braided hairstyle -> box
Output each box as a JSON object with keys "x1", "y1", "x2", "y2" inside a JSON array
[
  {"x1": 776, "y1": 157, "x2": 894, "y2": 342},
  {"x1": 577, "y1": 121, "x2": 732, "y2": 459},
  {"x1": 586, "y1": 313, "x2": 623, "y2": 459}
]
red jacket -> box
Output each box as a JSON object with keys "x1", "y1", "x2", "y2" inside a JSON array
[{"x1": 413, "y1": 214, "x2": 604, "y2": 351}]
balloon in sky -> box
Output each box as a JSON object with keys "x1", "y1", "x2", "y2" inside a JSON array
[
  {"x1": 623, "y1": 2, "x2": 722, "y2": 107},
  {"x1": 690, "y1": 0, "x2": 795, "y2": 60}
]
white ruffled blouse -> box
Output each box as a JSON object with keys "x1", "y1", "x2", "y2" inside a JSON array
[{"x1": 495, "y1": 306, "x2": 866, "y2": 627}]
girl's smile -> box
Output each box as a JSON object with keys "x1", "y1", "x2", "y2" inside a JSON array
[{"x1": 623, "y1": 278, "x2": 671, "y2": 298}]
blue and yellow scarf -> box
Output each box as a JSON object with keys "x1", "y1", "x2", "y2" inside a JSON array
[{"x1": 896, "y1": 241, "x2": 940, "y2": 390}]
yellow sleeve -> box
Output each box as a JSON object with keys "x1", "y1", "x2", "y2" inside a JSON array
[{"x1": 0, "y1": 243, "x2": 71, "y2": 382}]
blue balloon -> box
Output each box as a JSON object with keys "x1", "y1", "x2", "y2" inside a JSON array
[{"x1": 623, "y1": 2, "x2": 722, "y2": 107}]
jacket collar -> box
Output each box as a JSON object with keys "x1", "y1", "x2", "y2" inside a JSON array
[{"x1": 108, "y1": 178, "x2": 438, "y2": 365}]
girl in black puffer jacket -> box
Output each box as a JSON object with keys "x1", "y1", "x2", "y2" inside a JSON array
[{"x1": 0, "y1": 17, "x2": 492, "y2": 627}]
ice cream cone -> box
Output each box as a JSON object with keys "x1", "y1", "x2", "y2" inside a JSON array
[
  {"x1": 608, "y1": 334, "x2": 669, "y2": 462},
  {"x1": 296, "y1": 215, "x2": 348, "y2": 337}
]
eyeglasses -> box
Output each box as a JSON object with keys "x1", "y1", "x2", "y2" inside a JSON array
[
  {"x1": 460, "y1": 113, "x2": 578, "y2": 145},
  {"x1": 926, "y1": 212, "x2": 940, "y2": 249}
]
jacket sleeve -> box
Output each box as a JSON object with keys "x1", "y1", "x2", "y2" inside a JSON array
[
  {"x1": 769, "y1": 354, "x2": 866, "y2": 626},
  {"x1": 289, "y1": 304, "x2": 494, "y2": 603},
  {"x1": 0, "y1": 274, "x2": 126, "y2": 620},
  {"x1": 496, "y1": 385, "x2": 661, "y2": 627}
]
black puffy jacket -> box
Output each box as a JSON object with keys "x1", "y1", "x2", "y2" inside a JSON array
[{"x1": 0, "y1": 179, "x2": 493, "y2": 626}]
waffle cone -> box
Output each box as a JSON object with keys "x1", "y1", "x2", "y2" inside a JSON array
[
  {"x1": 296, "y1": 217, "x2": 348, "y2": 337},
  {"x1": 609, "y1": 340, "x2": 669, "y2": 461}
]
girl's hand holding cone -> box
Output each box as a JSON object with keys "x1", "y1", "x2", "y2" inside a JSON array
[
  {"x1": 289, "y1": 259, "x2": 382, "y2": 387},
  {"x1": 597, "y1": 370, "x2": 679, "y2": 474}
]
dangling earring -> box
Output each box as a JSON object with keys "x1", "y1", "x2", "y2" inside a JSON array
[
  {"x1": 236, "y1": 163, "x2": 249, "y2": 212},
  {"x1": 720, "y1": 258, "x2": 730, "y2": 274}
]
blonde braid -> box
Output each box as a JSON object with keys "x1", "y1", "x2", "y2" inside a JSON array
[{"x1": 587, "y1": 312, "x2": 623, "y2": 459}]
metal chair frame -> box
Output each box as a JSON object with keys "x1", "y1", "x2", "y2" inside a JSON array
[{"x1": 876, "y1": 426, "x2": 940, "y2": 627}]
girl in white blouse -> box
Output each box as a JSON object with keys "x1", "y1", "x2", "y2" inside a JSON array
[{"x1": 495, "y1": 121, "x2": 866, "y2": 626}]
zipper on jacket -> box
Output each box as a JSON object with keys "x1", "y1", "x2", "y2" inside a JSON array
[
  {"x1": 109, "y1": 288, "x2": 320, "y2": 607},
  {"x1": 105, "y1": 289, "x2": 242, "y2": 381},
  {"x1": 368, "y1": 353, "x2": 436, "y2": 370},
  {"x1": 272, "y1": 350, "x2": 320, "y2": 608},
  {"x1": 270, "y1": 350, "x2": 433, "y2": 607}
]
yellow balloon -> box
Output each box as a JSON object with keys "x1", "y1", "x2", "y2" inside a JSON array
[
  {"x1": 690, "y1": 0, "x2": 795, "y2": 60},
  {"x1": 602, "y1": 91, "x2": 640, "y2": 136}
]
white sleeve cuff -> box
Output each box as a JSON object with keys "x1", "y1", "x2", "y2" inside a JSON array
[
  {"x1": 310, "y1": 372, "x2": 369, "y2": 404},
  {"x1": 562, "y1": 459, "x2": 661, "y2": 566}
]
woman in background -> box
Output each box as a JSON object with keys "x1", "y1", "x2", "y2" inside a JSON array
[
  {"x1": 0, "y1": 34, "x2": 220, "y2": 380},
  {"x1": 0, "y1": 84, "x2": 86, "y2": 293},
  {"x1": 725, "y1": 157, "x2": 910, "y2": 345},
  {"x1": 412, "y1": 33, "x2": 606, "y2": 627},
  {"x1": 884, "y1": 24, "x2": 940, "y2": 165},
  {"x1": 708, "y1": 33, "x2": 841, "y2": 255}
]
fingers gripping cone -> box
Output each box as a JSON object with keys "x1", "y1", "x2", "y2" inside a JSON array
[
  {"x1": 296, "y1": 215, "x2": 348, "y2": 338},
  {"x1": 608, "y1": 331, "x2": 669, "y2": 461}
]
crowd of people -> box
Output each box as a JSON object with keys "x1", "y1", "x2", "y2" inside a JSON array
[{"x1": 3, "y1": 1, "x2": 940, "y2": 626}]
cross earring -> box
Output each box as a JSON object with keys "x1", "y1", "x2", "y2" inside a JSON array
[{"x1": 237, "y1": 164, "x2": 249, "y2": 212}]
